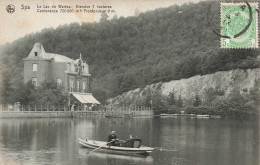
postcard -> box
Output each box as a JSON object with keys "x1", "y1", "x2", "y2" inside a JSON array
[{"x1": 0, "y1": 0, "x2": 259, "y2": 165}]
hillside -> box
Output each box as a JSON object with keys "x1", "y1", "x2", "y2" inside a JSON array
[
  {"x1": 107, "y1": 68, "x2": 260, "y2": 117},
  {"x1": 108, "y1": 68, "x2": 260, "y2": 106},
  {"x1": 0, "y1": 1, "x2": 259, "y2": 103}
]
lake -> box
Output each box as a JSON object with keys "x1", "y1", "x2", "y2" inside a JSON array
[{"x1": 0, "y1": 117, "x2": 258, "y2": 165}]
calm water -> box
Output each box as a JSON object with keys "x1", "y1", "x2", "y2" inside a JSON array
[{"x1": 0, "y1": 117, "x2": 258, "y2": 165}]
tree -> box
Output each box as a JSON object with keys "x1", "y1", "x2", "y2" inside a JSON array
[
  {"x1": 135, "y1": 8, "x2": 141, "y2": 16},
  {"x1": 204, "y1": 87, "x2": 216, "y2": 105},
  {"x1": 151, "y1": 89, "x2": 167, "y2": 110},
  {"x1": 144, "y1": 90, "x2": 152, "y2": 107},
  {"x1": 15, "y1": 82, "x2": 38, "y2": 105},
  {"x1": 37, "y1": 79, "x2": 67, "y2": 105},
  {"x1": 100, "y1": 12, "x2": 109, "y2": 22},
  {"x1": 176, "y1": 95, "x2": 183, "y2": 107},
  {"x1": 14, "y1": 79, "x2": 67, "y2": 106},
  {"x1": 167, "y1": 91, "x2": 175, "y2": 105},
  {"x1": 112, "y1": 14, "x2": 118, "y2": 21},
  {"x1": 193, "y1": 94, "x2": 201, "y2": 107}
]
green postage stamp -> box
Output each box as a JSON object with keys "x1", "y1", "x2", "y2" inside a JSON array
[{"x1": 221, "y1": 2, "x2": 259, "y2": 49}]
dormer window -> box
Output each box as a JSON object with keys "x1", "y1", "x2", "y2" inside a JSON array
[{"x1": 34, "y1": 52, "x2": 38, "y2": 57}]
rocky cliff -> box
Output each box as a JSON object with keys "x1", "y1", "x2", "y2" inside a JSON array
[{"x1": 108, "y1": 69, "x2": 260, "y2": 106}]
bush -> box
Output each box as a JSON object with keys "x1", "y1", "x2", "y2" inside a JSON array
[
  {"x1": 167, "y1": 105, "x2": 181, "y2": 114},
  {"x1": 15, "y1": 79, "x2": 67, "y2": 106},
  {"x1": 185, "y1": 105, "x2": 215, "y2": 115},
  {"x1": 215, "y1": 100, "x2": 258, "y2": 118}
]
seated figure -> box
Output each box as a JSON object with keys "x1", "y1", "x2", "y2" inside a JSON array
[
  {"x1": 107, "y1": 130, "x2": 118, "y2": 146},
  {"x1": 124, "y1": 138, "x2": 141, "y2": 148}
]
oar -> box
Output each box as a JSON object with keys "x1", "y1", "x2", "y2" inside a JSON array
[{"x1": 87, "y1": 140, "x2": 113, "y2": 154}]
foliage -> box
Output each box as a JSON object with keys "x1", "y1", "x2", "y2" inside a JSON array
[
  {"x1": 151, "y1": 90, "x2": 168, "y2": 111},
  {"x1": 100, "y1": 13, "x2": 109, "y2": 22},
  {"x1": 185, "y1": 106, "x2": 215, "y2": 115},
  {"x1": 6, "y1": 79, "x2": 67, "y2": 105},
  {"x1": 167, "y1": 91, "x2": 175, "y2": 105},
  {"x1": 151, "y1": 85, "x2": 259, "y2": 118},
  {"x1": 166, "y1": 105, "x2": 181, "y2": 114},
  {"x1": 216, "y1": 86, "x2": 259, "y2": 118},
  {"x1": 176, "y1": 95, "x2": 183, "y2": 108},
  {"x1": 193, "y1": 94, "x2": 201, "y2": 107}
]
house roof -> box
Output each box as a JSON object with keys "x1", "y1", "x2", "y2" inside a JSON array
[
  {"x1": 45, "y1": 53, "x2": 73, "y2": 63},
  {"x1": 25, "y1": 43, "x2": 81, "y2": 63}
]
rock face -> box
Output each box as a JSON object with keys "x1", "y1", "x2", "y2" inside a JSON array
[{"x1": 108, "y1": 69, "x2": 260, "y2": 105}]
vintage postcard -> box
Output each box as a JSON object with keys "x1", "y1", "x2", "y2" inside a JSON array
[{"x1": 0, "y1": 0, "x2": 259, "y2": 165}]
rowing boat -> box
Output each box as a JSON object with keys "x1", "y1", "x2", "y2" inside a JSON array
[{"x1": 78, "y1": 138, "x2": 154, "y2": 156}]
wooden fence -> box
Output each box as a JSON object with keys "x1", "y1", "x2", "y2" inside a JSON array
[{"x1": 0, "y1": 104, "x2": 152, "y2": 112}]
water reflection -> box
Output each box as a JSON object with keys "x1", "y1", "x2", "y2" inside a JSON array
[
  {"x1": 78, "y1": 148, "x2": 153, "y2": 165},
  {"x1": 0, "y1": 117, "x2": 258, "y2": 165}
]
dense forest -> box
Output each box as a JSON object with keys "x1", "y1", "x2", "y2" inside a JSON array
[{"x1": 0, "y1": 1, "x2": 259, "y2": 104}]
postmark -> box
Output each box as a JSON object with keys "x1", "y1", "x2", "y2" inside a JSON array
[
  {"x1": 6, "y1": 4, "x2": 15, "y2": 13},
  {"x1": 221, "y1": 2, "x2": 258, "y2": 49}
]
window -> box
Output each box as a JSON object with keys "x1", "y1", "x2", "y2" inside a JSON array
[
  {"x1": 86, "y1": 78, "x2": 89, "y2": 90},
  {"x1": 71, "y1": 64, "x2": 75, "y2": 72},
  {"x1": 34, "y1": 52, "x2": 38, "y2": 57},
  {"x1": 84, "y1": 65, "x2": 89, "y2": 74},
  {"x1": 57, "y1": 78, "x2": 62, "y2": 86},
  {"x1": 77, "y1": 81, "x2": 80, "y2": 92},
  {"x1": 32, "y1": 78, "x2": 37, "y2": 88},
  {"x1": 66, "y1": 63, "x2": 70, "y2": 71},
  {"x1": 70, "y1": 80, "x2": 74, "y2": 92},
  {"x1": 33, "y1": 64, "x2": 38, "y2": 71},
  {"x1": 82, "y1": 81, "x2": 85, "y2": 92}
]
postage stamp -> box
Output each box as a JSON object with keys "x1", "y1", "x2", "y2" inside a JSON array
[{"x1": 221, "y1": 2, "x2": 259, "y2": 49}]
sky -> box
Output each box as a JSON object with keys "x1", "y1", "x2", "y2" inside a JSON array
[{"x1": 0, "y1": 0, "x2": 201, "y2": 45}]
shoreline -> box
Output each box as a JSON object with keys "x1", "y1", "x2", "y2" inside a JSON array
[{"x1": 0, "y1": 110, "x2": 154, "y2": 118}]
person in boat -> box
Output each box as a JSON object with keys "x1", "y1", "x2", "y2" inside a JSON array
[
  {"x1": 124, "y1": 134, "x2": 135, "y2": 147},
  {"x1": 124, "y1": 134, "x2": 141, "y2": 148},
  {"x1": 129, "y1": 134, "x2": 134, "y2": 139},
  {"x1": 107, "y1": 130, "x2": 118, "y2": 146}
]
